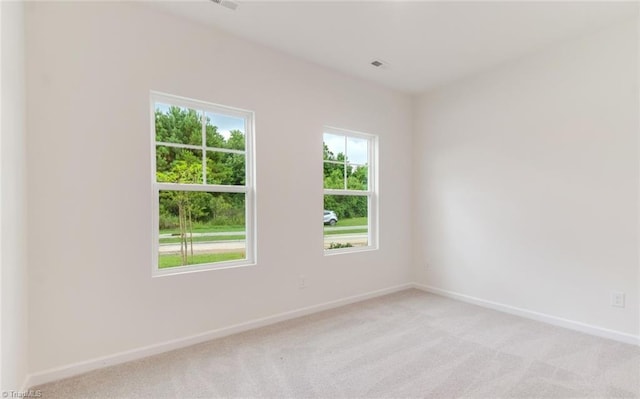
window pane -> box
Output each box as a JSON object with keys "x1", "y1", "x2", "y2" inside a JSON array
[
  {"x1": 323, "y1": 133, "x2": 345, "y2": 161},
  {"x1": 323, "y1": 194, "x2": 368, "y2": 249},
  {"x1": 158, "y1": 191, "x2": 246, "y2": 269},
  {"x1": 346, "y1": 136, "x2": 368, "y2": 165},
  {"x1": 205, "y1": 112, "x2": 245, "y2": 150},
  {"x1": 206, "y1": 151, "x2": 245, "y2": 185},
  {"x1": 347, "y1": 164, "x2": 368, "y2": 191},
  {"x1": 323, "y1": 161, "x2": 345, "y2": 189},
  {"x1": 155, "y1": 104, "x2": 202, "y2": 146},
  {"x1": 156, "y1": 146, "x2": 203, "y2": 184}
]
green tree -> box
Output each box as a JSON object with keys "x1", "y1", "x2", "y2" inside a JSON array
[{"x1": 155, "y1": 106, "x2": 202, "y2": 145}]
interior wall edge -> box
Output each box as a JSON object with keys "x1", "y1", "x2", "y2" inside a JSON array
[
  {"x1": 414, "y1": 284, "x2": 640, "y2": 347},
  {"x1": 24, "y1": 283, "x2": 413, "y2": 388}
]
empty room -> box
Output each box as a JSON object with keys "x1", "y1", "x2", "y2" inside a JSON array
[{"x1": 1, "y1": 0, "x2": 639, "y2": 397}]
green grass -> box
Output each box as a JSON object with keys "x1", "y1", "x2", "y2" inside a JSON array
[
  {"x1": 159, "y1": 252, "x2": 245, "y2": 269},
  {"x1": 159, "y1": 235, "x2": 245, "y2": 244},
  {"x1": 160, "y1": 225, "x2": 245, "y2": 235},
  {"x1": 324, "y1": 228, "x2": 367, "y2": 235},
  {"x1": 328, "y1": 217, "x2": 367, "y2": 227}
]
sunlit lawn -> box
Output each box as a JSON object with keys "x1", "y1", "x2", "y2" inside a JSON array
[
  {"x1": 331, "y1": 217, "x2": 367, "y2": 227},
  {"x1": 323, "y1": 217, "x2": 367, "y2": 235},
  {"x1": 159, "y1": 235, "x2": 245, "y2": 244},
  {"x1": 324, "y1": 228, "x2": 367, "y2": 235},
  {"x1": 160, "y1": 224, "x2": 245, "y2": 235},
  {"x1": 159, "y1": 252, "x2": 245, "y2": 269}
]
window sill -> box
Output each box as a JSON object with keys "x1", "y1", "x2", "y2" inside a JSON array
[
  {"x1": 152, "y1": 259, "x2": 256, "y2": 278},
  {"x1": 323, "y1": 246, "x2": 378, "y2": 256}
]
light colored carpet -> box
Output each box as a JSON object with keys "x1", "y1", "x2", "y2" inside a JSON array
[{"x1": 33, "y1": 289, "x2": 640, "y2": 398}]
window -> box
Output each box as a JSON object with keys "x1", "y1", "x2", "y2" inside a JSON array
[
  {"x1": 151, "y1": 92, "x2": 255, "y2": 275},
  {"x1": 323, "y1": 127, "x2": 378, "y2": 253}
]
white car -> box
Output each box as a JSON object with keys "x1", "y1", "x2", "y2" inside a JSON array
[{"x1": 323, "y1": 210, "x2": 338, "y2": 226}]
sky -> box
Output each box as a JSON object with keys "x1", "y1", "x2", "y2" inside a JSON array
[
  {"x1": 323, "y1": 133, "x2": 368, "y2": 165},
  {"x1": 206, "y1": 112, "x2": 244, "y2": 140}
]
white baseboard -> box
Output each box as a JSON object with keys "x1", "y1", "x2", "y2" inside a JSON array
[
  {"x1": 24, "y1": 283, "x2": 413, "y2": 388},
  {"x1": 24, "y1": 281, "x2": 639, "y2": 389},
  {"x1": 413, "y1": 283, "x2": 640, "y2": 346}
]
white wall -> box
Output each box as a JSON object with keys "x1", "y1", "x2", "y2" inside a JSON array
[
  {"x1": 1, "y1": 0, "x2": 29, "y2": 392},
  {"x1": 414, "y1": 19, "x2": 639, "y2": 337},
  {"x1": 25, "y1": 2, "x2": 413, "y2": 374}
]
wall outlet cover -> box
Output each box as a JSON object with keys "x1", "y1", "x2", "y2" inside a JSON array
[{"x1": 611, "y1": 292, "x2": 625, "y2": 308}]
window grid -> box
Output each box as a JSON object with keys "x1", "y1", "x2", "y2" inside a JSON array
[
  {"x1": 323, "y1": 127, "x2": 378, "y2": 254},
  {"x1": 151, "y1": 92, "x2": 255, "y2": 276}
]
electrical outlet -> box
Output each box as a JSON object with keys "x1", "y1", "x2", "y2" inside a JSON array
[
  {"x1": 611, "y1": 292, "x2": 625, "y2": 308},
  {"x1": 299, "y1": 275, "x2": 307, "y2": 289}
]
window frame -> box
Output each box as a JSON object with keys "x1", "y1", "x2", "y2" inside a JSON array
[
  {"x1": 323, "y1": 126, "x2": 379, "y2": 255},
  {"x1": 150, "y1": 91, "x2": 256, "y2": 277}
]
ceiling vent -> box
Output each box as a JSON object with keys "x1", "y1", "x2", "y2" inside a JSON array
[{"x1": 211, "y1": 0, "x2": 239, "y2": 11}]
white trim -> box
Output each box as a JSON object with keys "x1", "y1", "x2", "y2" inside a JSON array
[
  {"x1": 23, "y1": 283, "x2": 413, "y2": 389},
  {"x1": 245, "y1": 111, "x2": 257, "y2": 265},
  {"x1": 323, "y1": 189, "x2": 371, "y2": 196},
  {"x1": 323, "y1": 246, "x2": 378, "y2": 256},
  {"x1": 151, "y1": 90, "x2": 253, "y2": 120},
  {"x1": 155, "y1": 141, "x2": 245, "y2": 156},
  {"x1": 0, "y1": 1, "x2": 3, "y2": 389},
  {"x1": 323, "y1": 160, "x2": 343, "y2": 165},
  {"x1": 324, "y1": 125, "x2": 376, "y2": 141},
  {"x1": 156, "y1": 183, "x2": 247, "y2": 193},
  {"x1": 150, "y1": 95, "x2": 158, "y2": 278},
  {"x1": 636, "y1": 12, "x2": 640, "y2": 355},
  {"x1": 201, "y1": 111, "x2": 207, "y2": 183},
  {"x1": 153, "y1": 258, "x2": 256, "y2": 278},
  {"x1": 413, "y1": 283, "x2": 640, "y2": 346},
  {"x1": 154, "y1": 142, "x2": 201, "y2": 151},
  {"x1": 370, "y1": 133, "x2": 379, "y2": 250}
]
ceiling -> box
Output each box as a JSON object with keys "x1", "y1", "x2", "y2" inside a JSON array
[{"x1": 153, "y1": 1, "x2": 638, "y2": 93}]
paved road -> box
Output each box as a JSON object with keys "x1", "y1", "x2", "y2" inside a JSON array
[{"x1": 159, "y1": 233, "x2": 368, "y2": 253}]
